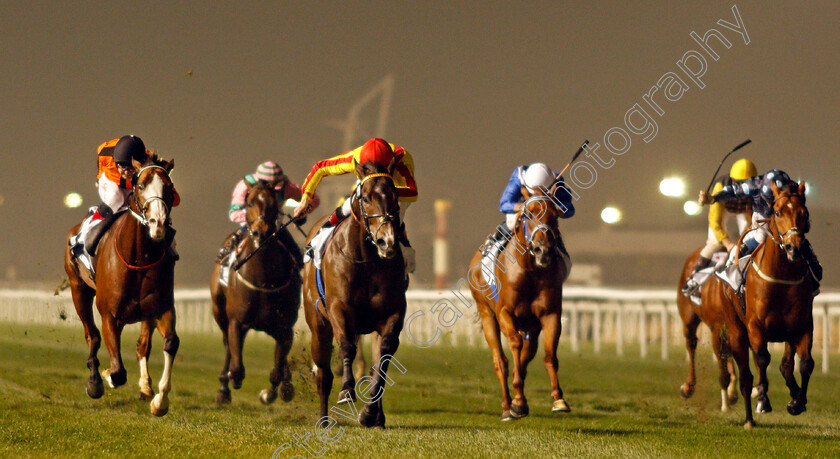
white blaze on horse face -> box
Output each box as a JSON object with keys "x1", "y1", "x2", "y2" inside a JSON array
[{"x1": 144, "y1": 173, "x2": 167, "y2": 241}]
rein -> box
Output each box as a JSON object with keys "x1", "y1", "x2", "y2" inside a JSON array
[{"x1": 235, "y1": 270, "x2": 291, "y2": 292}]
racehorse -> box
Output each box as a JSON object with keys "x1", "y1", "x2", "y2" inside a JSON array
[
  {"x1": 303, "y1": 159, "x2": 408, "y2": 428},
  {"x1": 210, "y1": 180, "x2": 300, "y2": 405},
  {"x1": 677, "y1": 248, "x2": 739, "y2": 411},
  {"x1": 63, "y1": 155, "x2": 179, "y2": 416},
  {"x1": 468, "y1": 187, "x2": 571, "y2": 421},
  {"x1": 719, "y1": 181, "x2": 816, "y2": 428}
]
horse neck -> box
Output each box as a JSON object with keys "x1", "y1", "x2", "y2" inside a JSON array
[
  {"x1": 510, "y1": 223, "x2": 536, "y2": 271},
  {"x1": 120, "y1": 214, "x2": 162, "y2": 262},
  {"x1": 338, "y1": 215, "x2": 377, "y2": 263},
  {"x1": 241, "y1": 230, "x2": 291, "y2": 280}
]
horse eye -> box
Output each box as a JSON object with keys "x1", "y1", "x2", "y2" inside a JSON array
[
  {"x1": 774, "y1": 210, "x2": 780, "y2": 217},
  {"x1": 138, "y1": 184, "x2": 145, "y2": 190},
  {"x1": 361, "y1": 196, "x2": 369, "y2": 204}
]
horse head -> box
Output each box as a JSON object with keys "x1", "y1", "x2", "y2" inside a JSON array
[
  {"x1": 353, "y1": 159, "x2": 400, "y2": 260},
  {"x1": 770, "y1": 181, "x2": 809, "y2": 262},
  {"x1": 516, "y1": 186, "x2": 561, "y2": 268},
  {"x1": 132, "y1": 155, "x2": 175, "y2": 242},
  {"x1": 245, "y1": 180, "x2": 280, "y2": 246}
]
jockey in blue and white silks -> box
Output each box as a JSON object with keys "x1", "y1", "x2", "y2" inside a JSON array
[
  {"x1": 700, "y1": 169, "x2": 822, "y2": 283},
  {"x1": 483, "y1": 163, "x2": 575, "y2": 261}
]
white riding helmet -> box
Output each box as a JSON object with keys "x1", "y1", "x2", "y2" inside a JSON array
[{"x1": 521, "y1": 163, "x2": 555, "y2": 193}]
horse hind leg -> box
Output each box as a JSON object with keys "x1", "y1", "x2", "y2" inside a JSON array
[
  {"x1": 261, "y1": 326, "x2": 295, "y2": 405},
  {"x1": 227, "y1": 320, "x2": 248, "y2": 390},
  {"x1": 136, "y1": 320, "x2": 155, "y2": 401},
  {"x1": 311, "y1": 325, "x2": 334, "y2": 419},
  {"x1": 70, "y1": 281, "x2": 104, "y2": 399},
  {"x1": 150, "y1": 309, "x2": 180, "y2": 417},
  {"x1": 711, "y1": 325, "x2": 736, "y2": 411},
  {"x1": 680, "y1": 315, "x2": 701, "y2": 399},
  {"x1": 788, "y1": 333, "x2": 814, "y2": 416}
]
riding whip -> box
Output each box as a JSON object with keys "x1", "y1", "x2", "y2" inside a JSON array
[
  {"x1": 232, "y1": 216, "x2": 301, "y2": 271},
  {"x1": 704, "y1": 139, "x2": 752, "y2": 194},
  {"x1": 557, "y1": 139, "x2": 590, "y2": 177}
]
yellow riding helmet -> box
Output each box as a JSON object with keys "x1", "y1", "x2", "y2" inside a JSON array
[{"x1": 729, "y1": 159, "x2": 757, "y2": 181}]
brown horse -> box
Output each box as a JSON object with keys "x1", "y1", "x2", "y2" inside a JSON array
[
  {"x1": 677, "y1": 248, "x2": 739, "y2": 411},
  {"x1": 468, "y1": 189, "x2": 570, "y2": 421},
  {"x1": 719, "y1": 181, "x2": 816, "y2": 428},
  {"x1": 303, "y1": 160, "x2": 408, "y2": 428},
  {"x1": 210, "y1": 180, "x2": 300, "y2": 405},
  {"x1": 63, "y1": 155, "x2": 178, "y2": 416}
]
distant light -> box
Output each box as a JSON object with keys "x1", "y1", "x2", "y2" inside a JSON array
[
  {"x1": 284, "y1": 198, "x2": 300, "y2": 208},
  {"x1": 683, "y1": 200, "x2": 702, "y2": 216},
  {"x1": 64, "y1": 192, "x2": 83, "y2": 208},
  {"x1": 659, "y1": 177, "x2": 685, "y2": 197},
  {"x1": 601, "y1": 206, "x2": 622, "y2": 224}
]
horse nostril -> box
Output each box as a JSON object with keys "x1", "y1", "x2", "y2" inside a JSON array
[
  {"x1": 784, "y1": 244, "x2": 792, "y2": 251},
  {"x1": 149, "y1": 218, "x2": 157, "y2": 225},
  {"x1": 376, "y1": 238, "x2": 387, "y2": 248}
]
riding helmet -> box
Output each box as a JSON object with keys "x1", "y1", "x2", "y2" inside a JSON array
[
  {"x1": 113, "y1": 135, "x2": 147, "y2": 165},
  {"x1": 522, "y1": 163, "x2": 555, "y2": 193},
  {"x1": 729, "y1": 158, "x2": 757, "y2": 181},
  {"x1": 359, "y1": 138, "x2": 395, "y2": 165}
]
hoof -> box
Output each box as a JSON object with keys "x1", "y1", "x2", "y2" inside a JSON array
[
  {"x1": 228, "y1": 371, "x2": 244, "y2": 390},
  {"x1": 150, "y1": 394, "x2": 169, "y2": 417},
  {"x1": 215, "y1": 390, "x2": 231, "y2": 405},
  {"x1": 86, "y1": 379, "x2": 104, "y2": 399},
  {"x1": 727, "y1": 393, "x2": 739, "y2": 406},
  {"x1": 743, "y1": 420, "x2": 756, "y2": 430},
  {"x1": 552, "y1": 399, "x2": 571, "y2": 412},
  {"x1": 511, "y1": 403, "x2": 529, "y2": 419},
  {"x1": 501, "y1": 410, "x2": 518, "y2": 422},
  {"x1": 139, "y1": 389, "x2": 155, "y2": 401},
  {"x1": 358, "y1": 405, "x2": 379, "y2": 428},
  {"x1": 259, "y1": 388, "x2": 278, "y2": 405},
  {"x1": 755, "y1": 398, "x2": 773, "y2": 414},
  {"x1": 280, "y1": 382, "x2": 295, "y2": 402},
  {"x1": 786, "y1": 401, "x2": 806, "y2": 416},
  {"x1": 337, "y1": 389, "x2": 356, "y2": 404},
  {"x1": 679, "y1": 384, "x2": 695, "y2": 399}
]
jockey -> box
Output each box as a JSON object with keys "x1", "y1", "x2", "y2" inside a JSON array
[
  {"x1": 699, "y1": 168, "x2": 822, "y2": 283},
  {"x1": 217, "y1": 161, "x2": 318, "y2": 267},
  {"x1": 682, "y1": 159, "x2": 754, "y2": 293},
  {"x1": 292, "y1": 138, "x2": 418, "y2": 272},
  {"x1": 483, "y1": 163, "x2": 575, "y2": 262}
]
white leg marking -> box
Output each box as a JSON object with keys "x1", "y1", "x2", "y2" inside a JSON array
[{"x1": 151, "y1": 351, "x2": 174, "y2": 416}]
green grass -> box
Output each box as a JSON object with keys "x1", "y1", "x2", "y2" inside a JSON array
[{"x1": 1, "y1": 322, "x2": 839, "y2": 458}]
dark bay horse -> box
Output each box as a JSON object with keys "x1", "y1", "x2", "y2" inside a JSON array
[
  {"x1": 677, "y1": 248, "x2": 739, "y2": 411},
  {"x1": 63, "y1": 155, "x2": 178, "y2": 416},
  {"x1": 210, "y1": 180, "x2": 300, "y2": 405},
  {"x1": 303, "y1": 159, "x2": 408, "y2": 428},
  {"x1": 719, "y1": 181, "x2": 816, "y2": 428},
  {"x1": 468, "y1": 188, "x2": 570, "y2": 421}
]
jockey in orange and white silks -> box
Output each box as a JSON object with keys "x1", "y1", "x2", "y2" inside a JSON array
[
  {"x1": 699, "y1": 167, "x2": 822, "y2": 284},
  {"x1": 293, "y1": 138, "x2": 418, "y2": 272},
  {"x1": 96, "y1": 135, "x2": 180, "y2": 218},
  {"x1": 217, "y1": 161, "x2": 318, "y2": 267}
]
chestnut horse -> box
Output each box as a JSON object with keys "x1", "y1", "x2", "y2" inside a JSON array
[
  {"x1": 468, "y1": 189, "x2": 571, "y2": 421},
  {"x1": 303, "y1": 160, "x2": 408, "y2": 428},
  {"x1": 677, "y1": 248, "x2": 739, "y2": 411},
  {"x1": 63, "y1": 155, "x2": 178, "y2": 416},
  {"x1": 719, "y1": 181, "x2": 816, "y2": 428},
  {"x1": 210, "y1": 180, "x2": 300, "y2": 405}
]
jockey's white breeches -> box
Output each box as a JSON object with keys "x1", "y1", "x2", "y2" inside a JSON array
[{"x1": 98, "y1": 178, "x2": 130, "y2": 213}]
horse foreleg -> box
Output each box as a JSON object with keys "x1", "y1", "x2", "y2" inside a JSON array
[
  {"x1": 333, "y1": 315, "x2": 358, "y2": 405},
  {"x1": 359, "y1": 313, "x2": 403, "y2": 429},
  {"x1": 70, "y1": 282, "x2": 103, "y2": 399},
  {"x1": 788, "y1": 332, "x2": 814, "y2": 416},
  {"x1": 730, "y1": 323, "x2": 755, "y2": 428},
  {"x1": 779, "y1": 341, "x2": 799, "y2": 403},
  {"x1": 100, "y1": 314, "x2": 127, "y2": 388},
  {"x1": 479, "y1": 309, "x2": 512, "y2": 419},
  {"x1": 262, "y1": 326, "x2": 294, "y2": 405},
  {"x1": 151, "y1": 309, "x2": 179, "y2": 417},
  {"x1": 747, "y1": 320, "x2": 772, "y2": 413},
  {"x1": 680, "y1": 315, "x2": 701, "y2": 399},
  {"x1": 136, "y1": 320, "x2": 155, "y2": 401},
  {"x1": 711, "y1": 326, "x2": 733, "y2": 411},
  {"x1": 353, "y1": 334, "x2": 368, "y2": 380},
  {"x1": 215, "y1": 328, "x2": 232, "y2": 405},
  {"x1": 311, "y1": 323, "x2": 334, "y2": 418},
  {"x1": 227, "y1": 320, "x2": 247, "y2": 390},
  {"x1": 541, "y1": 313, "x2": 569, "y2": 413},
  {"x1": 498, "y1": 309, "x2": 528, "y2": 419}
]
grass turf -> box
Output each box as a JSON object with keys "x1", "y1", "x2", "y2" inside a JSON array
[{"x1": 0, "y1": 322, "x2": 839, "y2": 458}]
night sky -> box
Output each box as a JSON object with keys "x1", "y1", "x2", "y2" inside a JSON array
[{"x1": 1, "y1": 1, "x2": 837, "y2": 286}]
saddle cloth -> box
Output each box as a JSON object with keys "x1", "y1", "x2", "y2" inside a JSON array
[
  {"x1": 68, "y1": 207, "x2": 124, "y2": 274},
  {"x1": 303, "y1": 224, "x2": 339, "y2": 270},
  {"x1": 684, "y1": 252, "x2": 728, "y2": 305}
]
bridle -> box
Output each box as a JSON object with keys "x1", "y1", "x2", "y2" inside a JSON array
[
  {"x1": 129, "y1": 165, "x2": 172, "y2": 226},
  {"x1": 352, "y1": 173, "x2": 400, "y2": 245},
  {"x1": 245, "y1": 185, "x2": 279, "y2": 240},
  {"x1": 765, "y1": 192, "x2": 807, "y2": 251},
  {"x1": 518, "y1": 196, "x2": 559, "y2": 258}
]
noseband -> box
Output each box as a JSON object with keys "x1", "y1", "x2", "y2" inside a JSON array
[
  {"x1": 353, "y1": 173, "x2": 399, "y2": 245},
  {"x1": 519, "y1": 196, "x2": 558, "y2": 258},
  {"x1": 129, "y1": 165, "x2": 171, "y2": 227}
]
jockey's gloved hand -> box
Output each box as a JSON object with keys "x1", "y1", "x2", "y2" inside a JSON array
[{"x1": 296, "y1": 216, "x2": 307, "y2": 226}]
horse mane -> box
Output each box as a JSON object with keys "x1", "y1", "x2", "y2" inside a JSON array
[{"x1": 142, "y1": 153, "x2": 172, "y2": 169}]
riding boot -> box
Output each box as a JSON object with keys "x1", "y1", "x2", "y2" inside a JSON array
[
  {"x1": 276, "y1": 227, "x2": 303, "y2": 268},
  {"x1": 217, "y1": 225, "x2": 247, "y2": 262},
  {"x1": 397, "y1": 223, "x2": 416, "y2": 274},
  {"x1": 481, "y1": 222, "x2": 511, "y2": 256},
  {"x1": 682, "y1": 256, "x2": 711, "y2": 296}
]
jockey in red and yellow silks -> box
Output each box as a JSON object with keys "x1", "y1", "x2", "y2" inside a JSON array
[{"x1": 293, "y1": 138, "x2": 418, "y2": 273}]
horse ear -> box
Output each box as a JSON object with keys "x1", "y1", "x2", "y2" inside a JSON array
[
  {"x1": 387, "y1": 155, "x2": 398, "y2": 176},
  {"x1": 354, "y1": 159, "x2": 365, "y2": 179},
  {"x1": 798, "y1": 181, "x2": 807, "y2": 198},
  {"x1": 165, "y1": 159, "x2": 175, "y2": 173},
  {"x1": 771, "y1": 180, "x2": 780, "y2": 198}
]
